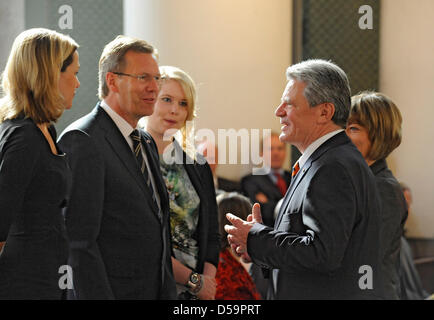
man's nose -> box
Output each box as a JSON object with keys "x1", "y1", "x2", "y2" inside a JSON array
[
  {"x1": 147, "y1": 78, "x2": 159, "y2": 92},
  {"x1": 275, "y1": 103, "x2": 285, "y2": 117}
]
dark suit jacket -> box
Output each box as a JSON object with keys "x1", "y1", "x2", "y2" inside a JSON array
[
  {"x1": 171, "y1": 142, "x2": 220, "y2": 273},
  {"x1": 248, "y1": 132, "x2": 383, "y2": 299},
  {"x1": 241, "y1": 170, "x2": 291, "y2": 227},
  {"x1": 217, "y1": 177, "x2": 241, "y2": 193},
  {"x1": 58, "y1": 103, "x2": 176, "y2": 299},
  {"x1": 370, "y1": 159, "x2": 407, "y2": 299}
]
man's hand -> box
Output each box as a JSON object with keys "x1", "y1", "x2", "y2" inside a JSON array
[{"x1": 225, "y1": 203, "x2": 263, "y2": 263}]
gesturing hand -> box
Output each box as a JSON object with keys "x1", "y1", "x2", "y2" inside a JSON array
[{"x1": 224, "y1": 203, "x2": 263, "y2": 263}]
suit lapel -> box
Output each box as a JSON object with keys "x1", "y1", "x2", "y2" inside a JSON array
[
  {"x1": 274, "y1": 132, "x2": 350, "y2": 228},
  {"x1": 283, "y1": 171, "x2": 292, "y2": 186},
  {"x1": 96, "y1": 105, "x2": 152, "y2": 200},
  {"x1": 274, "y1": 162, "x2": 310, "y2": 228}
]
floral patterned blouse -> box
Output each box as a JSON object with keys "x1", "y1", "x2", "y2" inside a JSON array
[
  {"x1": 159, "y1": 157, "x2": 200, "y2": 272},
  {"x1": 215, "y1": 248, "x2": 262, "y2": 300}
]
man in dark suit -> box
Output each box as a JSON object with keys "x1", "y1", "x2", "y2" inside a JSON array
[
  {"x1": 241, "y1": 132, "x2": 291, "y2": 227},
  {"x1": 58, "y1": 36, "x2": 176, "y2": 299},
  {"x1": 225, "y1": 59, "x2": 383, "y2": 299}
]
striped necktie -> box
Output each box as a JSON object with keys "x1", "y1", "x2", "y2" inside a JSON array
[
  {"x1": 130, "y1": 130, "x2": 149, "y2": 181},
  {"x1": 130, "y1": 130, "x2": 160, "y2": 218}
]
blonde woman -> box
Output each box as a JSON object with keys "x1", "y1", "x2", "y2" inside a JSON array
[
  {"x1": 143, "y1": 66, "x2": 219, "y2": 300},
  {"x1": 0, "y1": 28, "x2": 80, "y2": 299}
]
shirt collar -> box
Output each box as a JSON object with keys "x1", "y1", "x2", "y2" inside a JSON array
[
  {"x1": 297, "y1": 129, "x2": 344, "y2": 169},
  {"x1": 270, "y1": 168, "x2": 285, "y2": 176},
  {"x1": 100, "y1": 100, "x2": 136, "y2": 139}
]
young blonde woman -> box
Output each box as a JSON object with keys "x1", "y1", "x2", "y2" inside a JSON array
[
  {"x1": 0, "y1": 28, "x2": 80, "y2": 299},
  {"x1": 143, "y1": 66, "x2": 219, "y2": 300}
]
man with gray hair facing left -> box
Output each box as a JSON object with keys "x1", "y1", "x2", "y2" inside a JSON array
[{"x1": 225, "y1": 59, "x2": 384, "y2": 299}]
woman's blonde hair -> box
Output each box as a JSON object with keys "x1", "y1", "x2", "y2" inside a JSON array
[
  {"x1": 348, "y1": 91, "x2": 403, "y2": 161},
  {"x1": 160, "y1": 66, "x2": 198, "y2": 158},
  {"x1": 0, "y1": 28, "x2": 78, "y2": 124}
]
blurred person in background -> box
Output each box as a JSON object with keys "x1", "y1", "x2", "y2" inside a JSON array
[
  {"x1": 196, "y1": 139, "x2": 241, "y2": 195},
  {"x1": 215, "y1": 192, "x2": 261, "y2": 300},
  {"x1": 398, "y1": 183, "x2": 432, "y2": 300},
  {"x1": 241, "y1": 132, "x2": 290, "y2": 227}
]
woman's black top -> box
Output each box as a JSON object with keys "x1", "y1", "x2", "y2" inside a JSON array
[{"x1": 0, "y1": 117, "x2": 70, "y2": 299}]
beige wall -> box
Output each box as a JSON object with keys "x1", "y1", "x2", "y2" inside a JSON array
[
  {"x1": 381, "y1": 0, "x2": 434, "y2": 238},
  {"x1": 124, "y1": 0, "x2": 292, "y2": 180}
]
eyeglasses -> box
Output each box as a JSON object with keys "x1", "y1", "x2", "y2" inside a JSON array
[{"x1": 112, "y1": 71, "x2": 162, "y2": 85}]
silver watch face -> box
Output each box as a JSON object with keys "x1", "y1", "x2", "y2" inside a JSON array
[{"x1": 190, "y1": 273, "x2": 200, "y2": 284}]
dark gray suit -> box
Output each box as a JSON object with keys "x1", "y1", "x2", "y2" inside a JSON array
[
  {"x1": 58, "y1": 103, "x2": 176, "y2": 299},
  {"x1": 248, "y1": 132, "x2": 384, "y2": 299}
]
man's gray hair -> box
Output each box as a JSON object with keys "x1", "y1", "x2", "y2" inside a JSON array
[{"x1": 286, "y1": 59, "x2": 351, "y2": 127}]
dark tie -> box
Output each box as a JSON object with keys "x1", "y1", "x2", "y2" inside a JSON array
[
  {"x1": 130, "y1": 130, "x2": 160, "y2": 215},
  {"x1": 274, "y1": 172, "x2": 288, "y2": 196},
  {"x1": 130, "y1": 130, "x2": 149, "y2": 181},
  {"x1": 292, "y1": 161, "x2": 300, "y2": 177}
]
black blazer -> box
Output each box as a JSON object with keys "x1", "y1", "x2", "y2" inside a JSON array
[
  {"x1": 370, "y1": 159, "x2": 407, "y2": 299},
  {"x1": 217, "y1": 177, "x2": 241, "y2": 193},
  {"x1": 241, "y1": 170, "x2": 291, "y2": 227},
  {"x1": 0, "y1": 117, "x2": 69, "y2": 299},
  {"x1": 58, "y1": 103, "x2": 176, "y2": 299},
  {"x1": 248, "y1": 132, "x2": 384, "y2": 299},
  {"x1": 171, "y1": 141, "x2": 220, "y2": 272}
]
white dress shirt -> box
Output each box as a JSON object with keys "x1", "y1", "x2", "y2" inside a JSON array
[{"x1": 296, "y1": 129, "x2": 344, "y2": 170}]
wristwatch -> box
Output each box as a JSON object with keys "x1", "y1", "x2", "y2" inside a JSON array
[{"x1": 186, "y1": 272, "x2": 202, "y2": 295}]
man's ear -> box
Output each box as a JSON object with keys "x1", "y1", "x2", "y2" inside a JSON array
[
  {"x1": 318, "y1": 102, "x2": 335, "y2": 123},
  {"x1": 106, "y1": 72, "x2": 119, "y2": 93}
]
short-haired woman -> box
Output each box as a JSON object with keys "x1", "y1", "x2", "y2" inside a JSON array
[
  {"x1": 0, "y1": 28, "x2": 80, "y2": 299},
  {"x1": 346, "y1": 91, "x2": 407, "y2": 299}
]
